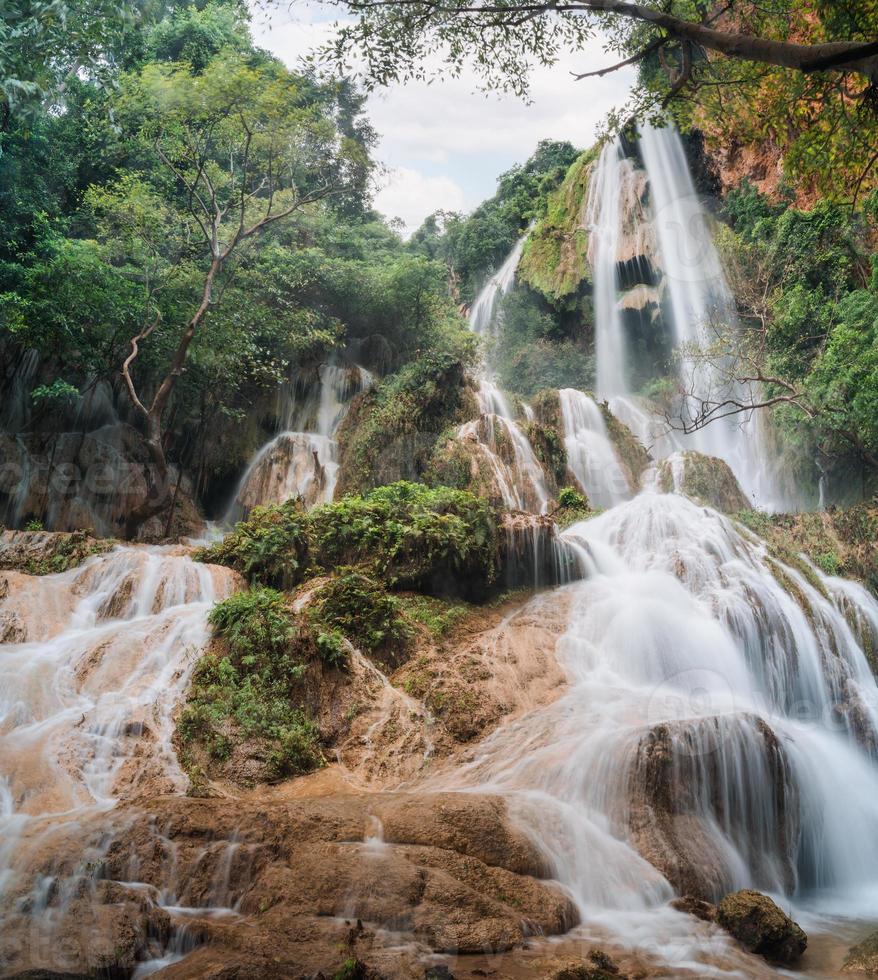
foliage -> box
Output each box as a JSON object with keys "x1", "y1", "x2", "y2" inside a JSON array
[
  {"x1": 410, "y1": 140, "x2": 580, "y2": 302},
  {"x1": 718, "y1": 182, "x2": 878, "y2": 481},
  {"x1": 736, "y1": 504, "x2": 878, "y2": 598},
  {"x1": 554, "y1": 486, "x2": 591, "y2": 528},
  {"x1": 335, "y1": 345, "x2": 477, "y2": 494},
  {"x1": 30, "y1": 380, "x2": 78, "y2": 405},
  {"x1": 518, "y1": 150, "x2": 596, "y2": 303},
  {"x1": 196, "y1": 500, "x2": 310, "y2": 589},
  {"x1": 1, "y1": 0, "x2": 468, "y2": 526},
  {"x1": 179, "y1": 586, "x2": 322, "y2": 782},
  {"x1": 308, "y1": 482, "x2": 500, "y2": 597},
  {"x1": 199, "y1": 482, "x2": 502, "y2": 599},
  {"x1": 309, "y1": 569, "x2": 412, "y2": 660}
]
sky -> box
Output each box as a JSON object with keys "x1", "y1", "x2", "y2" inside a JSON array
[{"x1": 250, "y1": 3, "x2": 635, "y2": 234}]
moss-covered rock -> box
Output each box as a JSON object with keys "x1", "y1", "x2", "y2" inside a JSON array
[
  {"x1": 197, "y1": 482, "x2": 501, "y2": 600},
  {"x1": 0, "y1": 528, "x2": 113, "y2": 575},
  {"x1": 736, "y1": 504, "x2": 878, "y2": 597},
  {"x1": 518, "y1": 150, "x2": 597, "y2": 304},
  {"x1": 657, "y1": 450, "x2": 749, "y2": 513},
  {"x1": 531, "y1": 388, "x2": 562, "y2": 431},
  {"x1": 599, "y1": 404, "x2": 651, "y2": 489},
  {"x1": 308, "y1": 569, "x2": 412, "y2": 669},
  {"x1": 553, "y1": 949, "x2": 625, "y2": 980},
  {"x1": 523, "y1": 418, "x2": 567, "y2": 489},
  {"x1": 716, "y1": 889, "x2": 807, "y2": 964},
  {"x1": 843, "y1": 928, "x2": 878, "y2": 974},
  {"x1": 334, "y1": 350, "x2": 479, "y2": 497},
  {"x1": 176, "y1": 587, "x2": 324, "y2": 788}
]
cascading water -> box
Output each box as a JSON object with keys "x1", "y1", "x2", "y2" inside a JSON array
[
  {"x1": 587, "y1": 122, "x2": 796, "y2": 510},
  {"x1": 457, "y1": 239, "x2": 552, "y2": 514},
  {"x1": 5, "y1": 125, "x2": 878, "y2": 980},
  {"x1": 558, "y1": 388, "x2": 631, "y2": 508},
  {"x1": 0, "y1": 537, "x2": 238, "y2": 971},
  {"x1": 442, "y1": 491, "x2": 878, "y2": 969},
  {"x1": 225, "y1": 360, "x2": 371, "y2": 520}
]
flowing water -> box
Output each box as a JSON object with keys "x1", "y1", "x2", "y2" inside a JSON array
[
  {"x1": 587, "y1": 122, "x2": 798, "y2": 511},
  {"x1": 225, "y1": 360, "x2": 372, "y2": 521},
  {"x1": 456, "y1": 241, "x2": 553, "y2": 514}
]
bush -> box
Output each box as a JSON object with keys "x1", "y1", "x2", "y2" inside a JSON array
[
  {"x1": 196, "y1": 501, "x2": 310, "y2": 589},
  {"x1": 178, "y1": 586, "x2": 323, "y2": 783},
  {"x1": 309, "y1": 569, "x2": 412, "y2": 662},
  {"x1": 200, "y1": 481, "x2": 501, "y2": 599}
]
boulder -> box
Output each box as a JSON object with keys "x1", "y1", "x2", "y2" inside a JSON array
[
  {"x1": 842, "y1": 929, "x2": 878, "y2": 974},
  {"x1": 716, "y1": 889, "x2": 806, "y2": 964},
  {"x1": 657, "y1": 450, "x2": 749, "y2": 513}
]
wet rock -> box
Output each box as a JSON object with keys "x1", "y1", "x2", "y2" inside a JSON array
[
  {"x1": 716, "y1": 889, "x2": 806, "y2": 964},
  {"x1": 94, "y1": 791, "x2": 576, "y2": 974},
  {"x1": 627, "y1": 715, "x2": 797, "y2": 901},
  {"x1": 657, "y1": 451, "x2": 749, "y2": 513},
  {"x1": 500, "y1": 511, "x2": 579, "y2": 589},
  {"x1": 424, "y1": 967, "x2": 455, "y2": 980},
  {"x1": 670, "y1": 895, "x2": 717, "y2": 922},
  {"x1": 0, "y1": 528, "x2": 112, "y2": 575},
  {"x1": 553, "y1": 949, "x2": 626, "y2": 979},
  {"x1": 842, "y1": 929, "x2": 878, "y2": 974}
]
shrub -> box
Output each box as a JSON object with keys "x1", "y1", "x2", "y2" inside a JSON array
[
  {"x1": 178, "y1": 586, "x2": 322, "y2": 783},
  {"x1": 201, "y1": 481, "x2": 501, "y2": 599},
  {"x1": 197, "y1": 500, "x2": 310, "y2": 589},
  {"x1": 310, "y1": 569, "x2": 412, "y2": 661}
]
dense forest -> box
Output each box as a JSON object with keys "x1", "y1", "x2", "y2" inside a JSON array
[{"x1": 4, "y1": 1, "x2": 878, "y2": 978}]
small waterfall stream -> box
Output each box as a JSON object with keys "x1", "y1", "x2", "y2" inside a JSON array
[{"x1": 225, "y1": 361, "x2": 371, "y2": 521}]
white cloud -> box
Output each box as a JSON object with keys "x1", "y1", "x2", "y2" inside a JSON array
[
  {"x1": 374, "y1": 167, "x2": 468, "y2": 235},
  {"x1": 250, "y1": 3, "x2": 635, "y2": 228}
]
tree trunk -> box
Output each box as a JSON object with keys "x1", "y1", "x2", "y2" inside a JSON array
[{"x1": 122, "y1": 413, "x2": 173, "y2": 539}]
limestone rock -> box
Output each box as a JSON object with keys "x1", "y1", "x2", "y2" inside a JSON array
[
  {"x1": 716, "y1": 889, "x2": 806, "y2": 964},
  {"x1": 842, "y1": 929, "x2": 878, "y2": 974},
  {"x1": 657, "y1": 450, "x2": 749, "y2": 513}
]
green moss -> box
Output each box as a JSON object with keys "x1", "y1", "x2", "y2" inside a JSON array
[
  {"x1": 599, "y1": 403, "x2": 650, "y2": 488},
  {"x1": 530, "y1": 388, "x2": 562, "y2": 431},
  {"x1": 659, "y1": 451, "x2": 749, "y2": 513},
  {"x1": 334, "y1": 348, "x2": 477, "y2": 496},
  {"x1": 523, "y1": 418, "x2": 567, "y2": 488},
  {"x1": 308, "y1": 569, "x2": 412, "y2": 664},
  {"x1": 395, "y1": 593, "x2": 471, "y2": 639},
  {"x1": 0, "y1": 529, "x2": 115, "y2": 576},
  {"x1": 735, "y1": 506, "x2": 878, "y2": 597},
  {"x1": 518, "y1": 150, "x2": 598, "y2": 303}
]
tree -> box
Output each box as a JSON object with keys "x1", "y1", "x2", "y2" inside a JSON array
[
  {"x1": 106, "y1": 50, "x2": 368, "y2": 535},
  {"x1": 314, "y1": 0, "x2": 878, "y2": 199}
]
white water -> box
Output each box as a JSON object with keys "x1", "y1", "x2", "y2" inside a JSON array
[
  {"x1": 458, "y1": 239, "x2": 552, "y2": 514},
  {"x1": 225, "y1": 361, "x2": 371, "y2": 520},
  {"x1": 445, "y1": 492, "x2": 878, "y2": 969},
  {"x1": 587, "y1": 122, "x2": 795, "y2": 511},
  {"x1": 0, "y1": 542, "x2": 237, "y2": 963},
  {"x1": 558, "y1": 388, "x2": 631, "y2": 508},
  {"x1": 3, "y1": 129, "x2": 878, "y2": 980}
]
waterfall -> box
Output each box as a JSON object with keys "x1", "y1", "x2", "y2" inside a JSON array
[
  {"x1": 225, "y1": 361, "x2": 371, "y2": 521},
  {"x1": 587, "y1": 122, "x2": 795, "y2": 511},
  {"x1": 456, "y1": 239, "x2": 552, "y2": 515},
  {"x1": 6, "y1": 129, "x2": 878, "y2": 979},
  {"x1": 447, "y1": 492, "x2": 878, "y2": 924},
  {"x1": 558, "y1": 388, "x2": 631, "y2": 508},
  {"x1": 0, "y1": 541, "x2": 238, "y2": 960}
]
